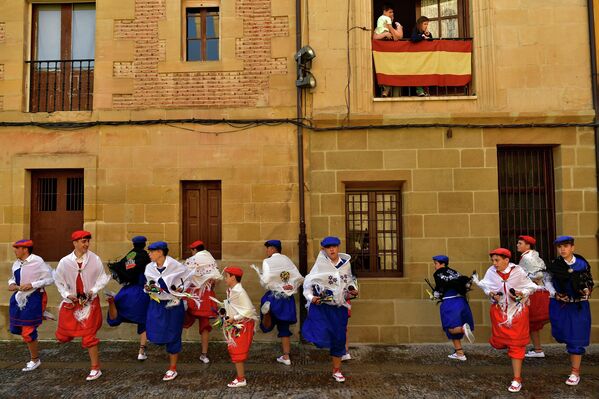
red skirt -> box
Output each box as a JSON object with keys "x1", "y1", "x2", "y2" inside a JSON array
[
  {"x1": 57, "y1": 296, "x2": 103, "y2": 338},
  {"x1": 528, "y1": 290, "x2": 550, "y2": 332},
  {"x1": 489, "y1": 304, "x2": 530, "y2": 348},
  {"x1": 227, "y1": 320, "x2": 255, "y2": 363}
]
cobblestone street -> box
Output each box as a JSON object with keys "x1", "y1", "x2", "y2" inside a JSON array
[{"x1": 0, "y1": 341, "x2": 597, "y2": 398}]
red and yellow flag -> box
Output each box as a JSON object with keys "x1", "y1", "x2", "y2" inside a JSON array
[{"x1": 372, "y1": 39, "x2": 472, "y2": 87}]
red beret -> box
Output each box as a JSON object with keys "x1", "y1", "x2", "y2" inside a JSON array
[
  {"x1": 518, "y1": 235, "x2": 536, "y2": 245},
  {"x1": 13, "y1": 239, "x2": 33, "y2": 248},
  {"x1": 489, "y1": 248, "x2": 511, "y2": 258},
  {"x1": 224, "y1": 266, "x2": 243, "y2": 277},
  {"x1": 188, "y1": 240, "x2": 204, "y2": 249},
  {"x1": 71, "y1": 230, "x2": 92, "y2": 241}
]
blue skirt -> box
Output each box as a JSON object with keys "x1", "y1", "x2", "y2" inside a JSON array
[
  {"x1": 146, "y1": 300, "x2": 185, "y2": 345},
  {"x1": 549, "y1": 299, "x2": 591, "y2": 350},
  {"x1": 9, "y1": 290, "x2": 43, "y2": 327},
  {"x1": 302, "y1": 303, "x2": 348, "y2": 356},
  {"x1": 440, "y1": 296, "x2": 474, "y2": 340},
  {"x1": 261, "y1": 291, "x2": 297, "y2": 323},
  {"x1": 112, "y1": 284, "x2": 149, "y2": 325}
]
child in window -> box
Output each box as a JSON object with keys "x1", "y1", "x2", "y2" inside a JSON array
[
  {"x1": 373, "y1": 3, "x2": 403, "y2": 97},
  {"x1": 411, "y1": 16, "x2": 434, "y2": 97}
]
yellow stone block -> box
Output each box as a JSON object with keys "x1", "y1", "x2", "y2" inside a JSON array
[
  {"x1": 412, "y1": 169, "x2": 453, "y2": 192},
  {"x1": 454, "y1": 168, "x2": 497, "y2": 191},
  {"x1": 460, "y1": 149, "x2": 484, "y2": 167},
  {"x1": 404, "y1": 192, "x2": 438, "y2": 214},
  {"x1": 337, "y1": 131, "x2": 367, "y2": 150},
  {"x1": 351, "y1": 300, "x2": 396, "y2": 326},
  {"x1": 379, "y1": 325, "x2": 410, "y2": 344},
  {"x1": 251, "y1": 184, "x2": 294, "y2": 203},
  {"x1": 424, "y1": 214, "x2": 470, "y2": 237},
  {"x1": 447, "y1": 238, "x2": 493, "y2": 261},
  {"x1": 144, "y1": 204, "x2": 177, "y2": 223},
  {"x1": 469, "y1": 214, "x2": 499, "y2": 237},
  {"x1": 403, "y1": 238, "x2": 447, "y2": 262},
  {"x1": 403, "y1": 214, "x2": 423, "y2": 238},
  {"x1": 326, "y1": 151, "x2": 383, "y2": 170},
  {"x1": 383, "y1": 150, "x2": 418, "y2": 169},
  {"x1": 368, "y1": 129, "x2": 444, "y2": 150},
  {"x1": 438, "y1": 192, "x2": 474, "y2": 213},
  {"x1": 418, "y1": 149, "x2": 460, "y2": 168}
]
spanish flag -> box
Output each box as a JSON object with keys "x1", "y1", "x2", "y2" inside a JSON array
[{"x1": 372, "y1": 39, "x2": 472, "y2": 87}]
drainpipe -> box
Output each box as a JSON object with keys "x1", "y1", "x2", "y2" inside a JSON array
[
  {"x1": 587, "y1": 0, "x2": 599, "y2": 194},
  {"x1": 296, "y1": 0, "x2": 309, "y2": 328}
]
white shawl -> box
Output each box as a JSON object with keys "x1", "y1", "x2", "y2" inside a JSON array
[
  {"x1": 54, "y1": 250, "x2": 110, "y2": 321},
  {"x1": 184, "y1": 250, "x2": 222, "y2": 295},
  {"x1": 251, "y1": 253, "x2": 304, "y2": 297},
  {"x1": 145, "y1": 256, "x2": 195, "y2": 306},
  {"x1": 9, "y1": 254, "x2": 54, "y2": 310},
  {"x1": 473, "y1": 263, "x2": 538, "y2": 327},
  {"x1": 303, "y1": 251, "x2": 353, "y2": 308},
  {"x1": 518, "y1": 250, "x2": 547, "y2": 286}
]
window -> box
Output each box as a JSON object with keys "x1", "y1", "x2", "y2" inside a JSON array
[
  {"x1": 28, "y1": 3, "x2": 95, "y2": 112},
  {"x1": 182, "y1": 181, "x2": 222, "y2": 259},
  {"x1": 345, "y1": 182, "x2": 403, "y2": 277},
  {"x1": 418, "y1": 0, "x2": 469, "y2": 39},
  {"x1": 31, "y1": 170, "x2": 84, "y2": 261},
  {"x1": 497, "y1": 147, "x2": 556, "y2": 263},
  {"x1": 186, "y1": 6, "x2": 219, "y2": 61}
]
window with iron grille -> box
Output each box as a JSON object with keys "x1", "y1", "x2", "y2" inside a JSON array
[
  {"x1": 345, "y1": 182, "x2": 403, "y2": 277},
  {"x1": 497, "y1": 146, "x2": 556, "y2": 263}
]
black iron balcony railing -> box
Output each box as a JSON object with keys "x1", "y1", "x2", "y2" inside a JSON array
[
  {"x1": 372, "y1": 38, "x2": 473, "y2": 98},
  {"x1": 26, "y1": 59, "x2": 94, "y2": 112}
]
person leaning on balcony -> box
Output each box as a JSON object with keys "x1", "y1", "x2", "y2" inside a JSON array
[
  {"x1": 373, "y1": 3, "x2": 404, "y2": 97},
  {"x1": 410, "y1": 16, "x2": 434, "y2": 97}
]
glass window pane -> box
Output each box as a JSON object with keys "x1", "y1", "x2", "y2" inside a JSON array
[
  {"x1": 441, "y1": 18, "x2": 458, "y2": 38},
  {"x1": 72, "y1": 4, "x2": 96, "y2": 60},
  {"x1": 206, "y1": 13, "x2": 219, "y2": 38},
  {"x1": 206, "y1": 39, "x2": 219, "y2": 60},
  {"x1": 187, "y1": 12, "x2": 202, "y2": 39},
  {"x1": 428, "y1": 20, "x2": 439, "y2": 38},
  {"x1": 37, "y1": 5, "x2": 61, "y2": 61},
  {"x1": 187, "y1": 39, "x2": 201, "y2": 61},
  {"x1": 440, "y1": 0, "x2": 458, "y2": 16},
  {"x1": 421, "y1": 0, "x2": 439, "y2": 18}
]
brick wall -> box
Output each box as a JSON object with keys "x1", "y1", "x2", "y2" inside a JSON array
[{"x1": 111, "y1": 0, "x2": 289, "y2": 109}]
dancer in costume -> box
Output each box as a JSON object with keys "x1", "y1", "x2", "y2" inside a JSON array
[
  {"x1": 516, "y1": 235, "x2": 550, "y2": 358},
  {"x1": 8, "y1": 239, "x2": 54, "y2": 371},
  {"x1": 302, "y1": 236, "x2": 358, "y2": 383},
  {"x1": 144, "y1": 241, "x2": 195, "y2": 381},
  {"x1": 252, "y1": 239, "x2": 303, "y2": 365},
  {"x1": 183, "y1": 240, "x2": 222, "y2": 363},
  {"x1": 472, "y1": 248, "x2": 537, "y2": 393},
  {"x1": 212, "y1": 267, "x2": 258, "y2": 388},
  {"x1": 429, "y1": 255, "x2": 474, "y2": 361},
  {"x1": 105, "y1": 235, "x2": 151, "y2": 360},
  {"x1": 546, "y1": 236, "x2": 593, "y2": 386},
  {"x1": 54, "y1": 230, "x2": 110, "y2": 381}
]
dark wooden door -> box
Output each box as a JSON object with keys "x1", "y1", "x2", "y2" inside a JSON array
[
  {"x1": 30, "y1": 169, "x2": 84, "y2": 261},
  {"x1": 182, "y1": 181, "x2": 222, "y2": 259}
]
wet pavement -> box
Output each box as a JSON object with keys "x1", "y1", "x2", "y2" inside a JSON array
[{"x1": 0, "y1": 341, "x2": 597, "y2": 398}]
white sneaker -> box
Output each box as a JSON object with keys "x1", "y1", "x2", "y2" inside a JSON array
[
  {"x1": 43, "y1": 311, "x2": 56, "y2": 321},
  {"x1": 462, "y1": 323, "x2": 475, "y2": 343},
  {"x1": 525, "y1": 350, "x2": 545, "y2": 358},
  {"x1": 162, "y1": 370, "x2": 178, "y2": 381},
  {"x1": 22, "y1": 359, "x2": 41, "y2": 372},
  {"x1": 137, "y1": 352, "x2": 148, "y2": 361},
  {"x1": 199, "y1": 354, "x2": 210, "y2": 364},
  {"x1": 341, "y1": 353, "x2": 351, "y2": 361},
  {"x1": 86, "y1": 369, "x2": 102, "y2": 381},
  {"x1": 261, "y1": 301, "x2": 271, "y2": 315},
  {"x1": 448, "y1": 352, "x2": 467, "y2": 361},
  {"x1": 508, "y1": 380, "x2": 522, "y2": 392},
  {"x1": 332, "y1": 370, "x2": 346, "y2": 383},
  {"x1": 565, "y1": 374, "x2": 580, "y2": 386},
  {"x1": 276, "y1": 355, "x2": 291, "y2": 366},
  {"x1": 227, "y1": 378, "x2": 247, "y2": 387}
]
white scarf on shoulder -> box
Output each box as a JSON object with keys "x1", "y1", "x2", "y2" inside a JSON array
[
  {"x1": 303, "y1": 251, "x2": 353, "y2": 308},
  {"x1": 145, "y1": 256, "x2": 195, "y2": 307},
  {"x1": 54, "y1": 250, "x2": 110, "y2": 322},
  {"x1": 9, "y1": 254, "x2": 54, "y2": 310},
  {"x1": 251, "y1": 253, "x2": 304, "y2": 297},
  {"x1": 184, "y1": 250, "x2": 222, "y2": 296}
]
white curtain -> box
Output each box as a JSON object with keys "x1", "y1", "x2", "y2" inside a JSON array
[
  {"x1": 37, "y1": 5, "x2": 61, "y2": 61},
  {"x1": 72, "y1": 4, "x2": 95, "y2": 60}
]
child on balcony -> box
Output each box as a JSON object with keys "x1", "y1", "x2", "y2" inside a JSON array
[
  {"x1": 411, "y1": 16, "x2": 434, "y2": 97},
  {"x1": 373, "y1": 3, "x2": 403, "y2": 97}
]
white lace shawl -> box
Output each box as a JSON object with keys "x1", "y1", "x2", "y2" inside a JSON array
[{"x1": 251, "y1": 253, "x2": 304, "y2": 297}]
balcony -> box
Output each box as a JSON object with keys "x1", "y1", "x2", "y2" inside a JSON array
[
  {"x1": 26, "y1": 59, "x2": 94, "y2": 112},
  {"x1": 372, "y1": 38, "x2": 473, "y2": 98}
]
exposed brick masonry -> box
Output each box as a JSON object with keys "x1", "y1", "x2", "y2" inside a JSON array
[{"x1": 112, "y1": 0, "x2": 288, "y2": 109}]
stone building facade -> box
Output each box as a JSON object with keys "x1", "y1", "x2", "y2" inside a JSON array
[{"x1": 0, "y1": 0, "x2": 597, "y2": 344}]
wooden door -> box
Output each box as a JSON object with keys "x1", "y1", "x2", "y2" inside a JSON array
[
  {"x1": 30, "y1": 169, "x2": 84, "y2": 261},
  {"x1": 182, "y1": 181, "x2": 222, "y2": 259}
]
